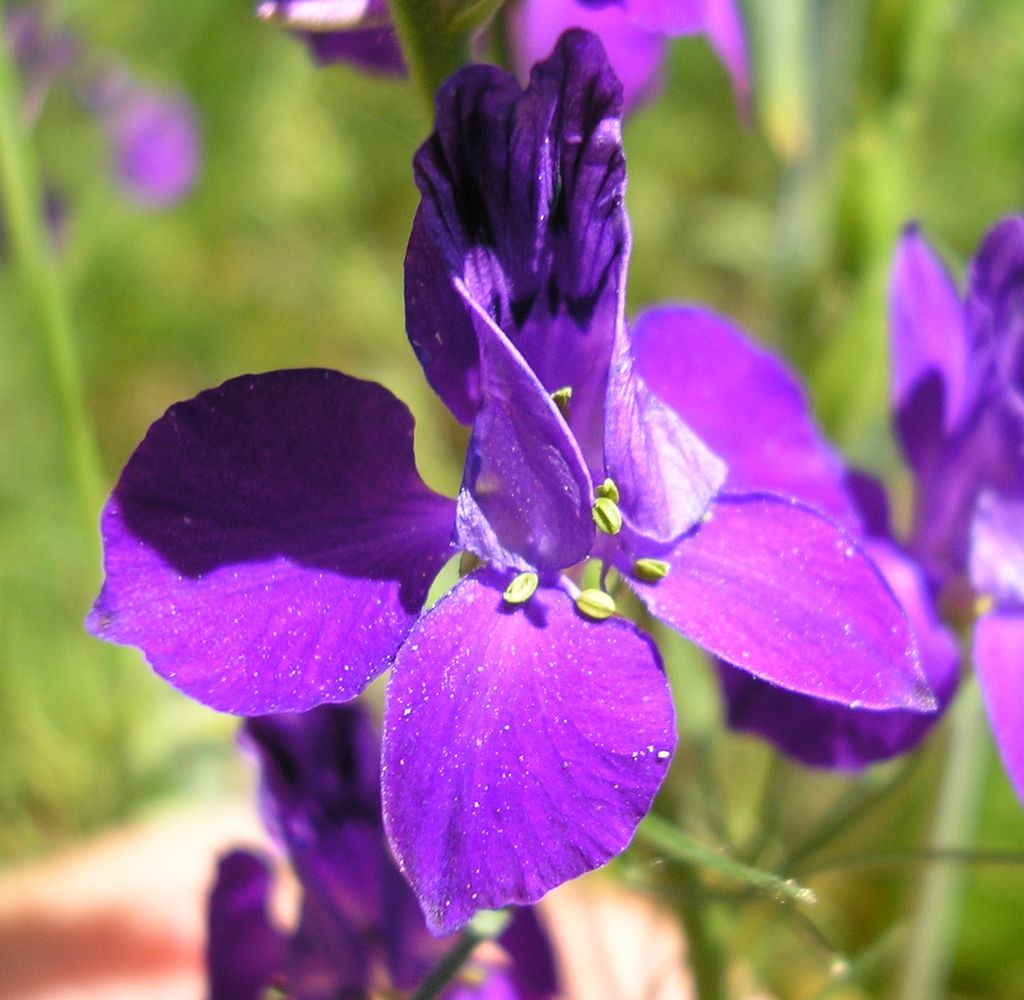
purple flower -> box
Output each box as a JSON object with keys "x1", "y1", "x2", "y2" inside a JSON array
[
  {"x1": 101, "y1": 83, "x2": 200, "y2": 207},
  {"x1": 888, "y1": 219, "x2": 1024, "y2": 800},
  {"x1": 258, "y1": 0, "x2": 750, "y2": 113},
  {"x1": 88, "y1": 33, "x2": 928, "y2": 934},
  {"x1": 624, "y1": 306, "x2": 958, "y2": 769},
  {"x1": 207, "y1": 703, "x2": 558, "y2": 999}
]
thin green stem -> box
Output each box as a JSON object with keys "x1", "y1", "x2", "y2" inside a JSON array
[
  {"x1": 389, "y1": 0, "x2": 471, "y2": 114},
  {"x1": 409, "y1": 909, "x2": 510, "y2": 1000},
  {"x1": 900, "y1": 677, "x2": 990, "y2": 1000},
  {"x1": 0, "y1": 1, "x2": 104, "y2": 551},
  {"x1": 638, "y1": 813, "x2": 816, "y2": 906},
  {"x1": 676, "y1": 866, "x2": 726, "y2": 1000}
]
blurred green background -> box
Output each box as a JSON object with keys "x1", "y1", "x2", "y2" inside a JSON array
[{"x1": 2, "y1": 0, "x2": 1024, "y2": 997}]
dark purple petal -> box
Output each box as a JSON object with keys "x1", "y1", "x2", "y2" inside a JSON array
[
  {"x1": 629, "y1": 305, "x2": 856, "y2": 529},
  {"x1": 206, "y1": 850, "x2": 285, "y2": 1000},
  {"x1": 974, "y1": 610, "x2": 1024, "y2": 803},
  {"x1": 304, "y1": 27, "x2": 405, "y2": 73},
  {"x1": 498, "y1": 909, "x2": 560, "y2": 1000},
  {"x1": 603, "y1": 330, "x2": 725, "y2": 545},
  {"x1": 382, "y1": 573, "x2": 675, "y2": 935},
  {"x1": 409, "y1": 31, "x2": 629, "y2": 471},
  {"x1": 966, "y1": 215, "x2": 1024, "y2": 414},
  {"x1": 87, "y1": 369, "x2": 456, "y2": 715},
  {"x1": 719, "y1": 539, "x2": 958, "y2": 768},
  {"x1": 969, "y1": 490, "x2": 1024, "y2": 605},
  {"x1": 889, "y1": 224, "x2": 969, "y2": 466},
  {"x1": 455, "y1": 303, "x2": 595, "y2": 571},
  {"x1": 508, "y1": 0, "x2": 666, "y2": 112},
  {"x1": 628, "y1": 493, "x2": 932, "y2": 709},
  {"x1": 106, "y1": 86, "x2": 200, "y2": 207}
]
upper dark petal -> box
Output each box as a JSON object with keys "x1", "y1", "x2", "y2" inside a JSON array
[
  {"x1": 408, "y1": 30, "x2": 628, "y2": 469},
  {"x1": 206, "y1": 850, "x2": 286, "y2": 1000},
  {"x1": 87, "y1": 369, "x2": 455, "y2": 714},
  {"x1": 304, "y1": 27, "x2": 405, "y2": 74}
]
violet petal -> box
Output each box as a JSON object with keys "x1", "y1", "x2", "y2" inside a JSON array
[
  {"x1": 889, "y1": 225, "x2": 969, "y2": 464},
  {"x1": 455, "y1": 301, "x2": 595, "y2": 572},
  {"x1": 629, "y1": 493, "x2": 932, "y2": 709},
  {"x1": 969, "y1": 490, "x2": 1024, "y2": 605},
  {"x1": 629, "y1": 305, "x2": 855, "y2": 529},
  {"x1": 206, "y1": 850, "x2": 285, "y2": 1000},
  {"x1": 974, "y1": 609, "x2": 1024, "y2": 803},
  {"x1": 604, "y1": 322, "x2": 726, "y2": 545},
  {"x1": 87, "y1": 369, "x2": 455, "y2": 714},
  {"x1": 508, "y1": 0, "x2": 666, "y2": 112},
  {"x1": 382, "y1": 573, "x2": 675, "y2": 935},
  {"x1": 719, "y1": 539, "x2": 958, "y2": 768}
]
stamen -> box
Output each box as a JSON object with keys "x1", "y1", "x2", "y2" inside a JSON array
[
  {"x1": 633, "y1": 558, "x2": 670, "y2": 582},
  {"x1": 592, "y1": 496, "x2": 623, "y2": 535},
  {"x1": 974, "y1": 593, "x2": 996, "y2": 617},
  {"x1": 503, "y1": 571, "x2": 539, "y2": 605},
  {"x1": 595, "y1": 477, "x2": 620, "y2": 503},
  {"x1": 551, "y1": 385, "x2": 573, "y2": 418},
  {"x1": 575, "y1": 588, "x2": 616, "y2": 620}
]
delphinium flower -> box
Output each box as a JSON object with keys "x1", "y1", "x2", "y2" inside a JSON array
[
  {"x1": 208, "y1": 701, "x2": 558, "y2": 999},
  {"x1": 88, "y1": 32, "x2": 931, "y2": 934},
  {"x1": 2, "y1": 3, "x2": 199, "y2": 213},
  {"x1": 257, "y1": 0, "x2": 749, "y2": 113},
  {"x1": 886, "y1": 219, "x2": 1024, "y2": 800},
  {"x1": 623, "y1": 305, "x2": 959, "y2": 768}
]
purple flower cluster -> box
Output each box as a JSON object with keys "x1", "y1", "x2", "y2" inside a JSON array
[
  {"x1": 88, "y1": 34, "x2": 932, "y2": 934},
  {"x1": 208, "y1": 702, "x2": 558, "y2": 999},
  {"x1": 4, "y1": 3, "x2": 199, "y2": 211},
  {"x1": 257, "y1": 0, "x2": 749, "y2": 113}
]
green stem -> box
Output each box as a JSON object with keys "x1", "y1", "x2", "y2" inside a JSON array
[
  {"x1": 0, "y1": 1, "x2": 104, "y2": 549},
  {"x1": 638, "y1": 813, "x2": 816, "y2": 906},
  {"x1": 676, "y1": 865, "x2": 726, "y2": 1000},
  {"x1": 410, "y1": 909, "x2": 510, "y2": 1000},
  {"x1": 389, "y1": 0, "x2": 471, "y2": 114},
  {"x1": 800, "y1": 847, "x2": 1024, "y2": 878},
  {"x1": 899, "y1": 677, "x2": 990, "y2": 1000}
]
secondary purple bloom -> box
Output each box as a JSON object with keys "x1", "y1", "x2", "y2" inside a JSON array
[
  {"x1": 89, "y1": 33, "x2": 928, "y2": 935},
  {"x1": 626, "y1": 306, "x2": 957, "y2": 768},
  {"x1": 207, "y1": 703, "x2": 558, "y2": 999},
  {"x1": 888, "y1": 219, "x2": 1024, "y2": 801},
  {"x1": 259, "y1": 0, "x2": 749, "y2": 113}
]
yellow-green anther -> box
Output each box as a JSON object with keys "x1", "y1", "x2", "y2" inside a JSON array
[
  {"x1": 551, "y1": 385, "x2": 573, "y2": 418},
  {"x1": 592, "y1": 496, "x2": 622, "y2": 535},
  {"x1": 595, "y1": 477, "x2": 620, "y2": 503},
  {"x1": 503, "y1": 571, "x2": 539, "y2": 605},
  {"x1": 633, "y1": 558, "x2": 671, "y2": 582},
  {"x1": 575, "y1": 588, "x2": 616, "y2": 620}
]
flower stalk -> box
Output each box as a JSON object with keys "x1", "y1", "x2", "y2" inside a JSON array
[{"x1": 389, "y1": 0, "x2": 470, "y2": 113}]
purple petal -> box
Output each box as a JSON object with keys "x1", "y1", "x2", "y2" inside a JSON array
[
  {"x1": 966, "y1": 215, "x2": 1024, "y2": 412},
  {"x1": 620, "y1": 0, "x2": 706, "y2": 33},
  {"x1": 970, "y1": 490, "x2": 1024, "y2": 605},
  {"x1": 206, "y1": 851, "x2": 285, "y2": 1000},
  {"x1": 303, "y1": 27, "x2": 405, "y2": 73},
  {"x1": 497, "y1": 909, "x2": 559, "y2": 1000},
  {"x1": 106, "y1": 86, "x2": 200, "y2": 207},
  {"x1": 629, "y1": 305, "x2": 856, "y2": 529},
  {"x1": 974, "y1": 610, "x2": 1024, "y2": 803},
  {"x1": 382, "y1": 573, "x2": 675, "y2": 935},
  {"x1": 508, "y1": 1, "x2": 666, "y2": 112},
  {"x1": 628, "y1": 494, "x2": 932, "y2": 709},
  {"x1": 87, "y1": 370, "x2": 455, "y2": 714},
  {"x1": 455, "y1": 302, "x2": 595, "y2": 572},
  {"x1": 719, "y1": 539, "x2": 959, "y2": 769},
  {"x1": 409, "y1": 31, "x2": 629, "y2": 471},
  {"x1": 889, "y1": 225, "x2": 969, "y2": 460},
  {"x1": 603, "y1": 330, "x2": 726, "y2": 545},
  {"x1": 702, "y1": 0, "x2": 752, "y2": 115}
]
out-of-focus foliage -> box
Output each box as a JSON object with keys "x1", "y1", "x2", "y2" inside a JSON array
[{"x1": 3, "y1": 0, "x2": 1024, "y2": 996}]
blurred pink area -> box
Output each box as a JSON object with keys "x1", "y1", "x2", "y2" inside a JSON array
[{"x1": 0, "y1": 806, "x2": 768, "y2": 1000}]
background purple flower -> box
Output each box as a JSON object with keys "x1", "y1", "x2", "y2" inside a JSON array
[
  {"x1": 206, "y1": 703, "x2": 559, "y2": 1000},
  {"x1": 889, "y1": 219, "x2": 1024, "y2": 801}
]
